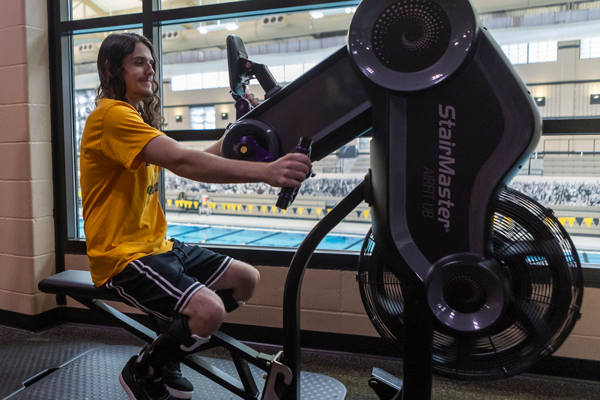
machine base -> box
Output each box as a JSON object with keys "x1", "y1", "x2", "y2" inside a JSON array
[
  {"x1": 369, "y1": 368, "x2": 403, "y2": 400},
  {"x1": 3, "y1": 342, "x2": 346, "y2": 400}
]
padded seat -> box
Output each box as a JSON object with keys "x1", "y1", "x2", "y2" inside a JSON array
[{"x1": 38, "y1": 270, "x2": 121, "y2": 302}]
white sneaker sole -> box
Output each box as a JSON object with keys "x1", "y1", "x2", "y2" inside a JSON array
[{"x1": 119, "y1": 371, "x2": 138, "y2": 400}]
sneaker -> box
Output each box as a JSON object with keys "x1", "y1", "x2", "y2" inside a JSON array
[
  {"x1": 163, "y1": 359, "x2": 194, "y2": 399},
  {"x1": 119, "y1": 356, "x2": 175, "y2": 400}
]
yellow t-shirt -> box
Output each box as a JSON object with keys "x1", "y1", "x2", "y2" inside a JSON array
[{"x1": 80, "y1": 98, "x2": 173, "y2": 287}]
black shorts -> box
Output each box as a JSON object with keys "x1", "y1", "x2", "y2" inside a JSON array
[{"x1": 99, "y1": 240, "x2": 233, "y2": 322}]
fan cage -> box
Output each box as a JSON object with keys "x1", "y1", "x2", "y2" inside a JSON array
[{"x1": 357, "y1": 188, "x2": 583, "y2": 380}]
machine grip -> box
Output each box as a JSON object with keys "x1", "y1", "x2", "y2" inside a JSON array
[{"x1": 276, "y1": 137, "x2": 312, "y2": 210}]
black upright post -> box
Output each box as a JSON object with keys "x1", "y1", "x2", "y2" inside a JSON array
[
  {"x1": 394, "y1": 278, "x2": 434, "y2": 400},
  {"x1": 282, "y1": 181, "x2": 366, "y2": 400}
]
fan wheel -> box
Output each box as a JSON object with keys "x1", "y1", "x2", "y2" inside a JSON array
[{"x1": 357, "y1": 188, "x2": 583, "y2": 380}]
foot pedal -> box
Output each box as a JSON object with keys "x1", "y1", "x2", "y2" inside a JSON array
[
  {"x1": 369, "y1": 368, "x2": 402, "y2": 400},
  {"x1": 261, "y1": 351, "x2": 292, "y2": 400}
]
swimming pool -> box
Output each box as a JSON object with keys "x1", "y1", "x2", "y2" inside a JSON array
[
  {"x1": 79, "y1": 221, "x2": 364, "y2": 251},
  {"x1": 78, "y1": 221, "x2": 600, "y2": 264},
  {"x1": 165, "y1": 223, "x2": 365, "y2": 251}
]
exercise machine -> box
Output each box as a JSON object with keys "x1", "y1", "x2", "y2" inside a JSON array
[
  {"x1": 38, "y1": 0, "x2": 583, "y2": 399},
  {"x1": 220, "y1": 0, "x2": 583, "y2": 399}
]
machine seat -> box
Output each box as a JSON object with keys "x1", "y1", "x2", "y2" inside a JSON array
[{"x1": 38, "y1": 270, "x2": 121, "y2": 302}]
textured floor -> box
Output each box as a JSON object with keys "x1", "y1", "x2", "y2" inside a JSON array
[{"x1": 0, "y1": 323, "x2": 598, "y2": 400}]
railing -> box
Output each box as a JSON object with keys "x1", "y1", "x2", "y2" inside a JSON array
[
  {"x1": 517, "y1": 168, "x2": 544, "y2": 176},
  {"x1": 543, "y1": 138, "x2": 600, "y2": 155},
  {"x1": 534, "y1": 151, "x2": 599, "y2": 158},
  {"x1": 323, "y1": 166, "x2": 343, "y2": 173}
]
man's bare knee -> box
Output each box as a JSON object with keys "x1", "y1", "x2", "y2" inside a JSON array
[{"x1": 181, "y1": 288, "x2": 225, "y2": 338}]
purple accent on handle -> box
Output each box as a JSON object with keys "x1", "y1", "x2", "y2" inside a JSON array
[
  {"x1": 235, "y1": 97, "x2": 252, "y2": 120},
  {"x1": 234, "y1": 136, "x2": 276, "y2": 162}
]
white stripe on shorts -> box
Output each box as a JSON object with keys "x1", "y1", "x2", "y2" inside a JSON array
[
  {"x1": 204, "y1": 257, "x2": 233, "y2": 288},
  {"x1": 175, "y1": 282, "x2": 204, "y2": 314},
  {"x1": 131, "y1": 259, "x2": 183, "y2": 299},
  {"x1": 107, "y1": 278, "x2": 170, "y2": 321}
]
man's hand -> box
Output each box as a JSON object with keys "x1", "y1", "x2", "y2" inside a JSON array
[
  {"x1": 264, "y1": 153, "x2": 312, "y2": 188},
  {"x1": 243, "y1": 92, "x2": 260, "y2": 107}
]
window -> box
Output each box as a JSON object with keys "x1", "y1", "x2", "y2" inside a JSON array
[
  {"x1": 358, "y1": 137, "x2": 371, "y2": 152},
  {"x1": 501, "y1": 41, "x2": 557, "y2": 64},
  {"x1": 160, "y1": 10, "x2": 353, "y2": 135},
  {"x1": 170, "y1": 62, "x2": 324, "y2": 91},
  {"x1": 56, "y1": 1, "x2": 367, "y2": 254},
  {"x1": 70, "y1": 0, "x2": 143, "y2": 21},
  {"x1": 71, "y1": 28, "x2": 144, "y2": 240},
  {"x1": 580, "y1": 37, "x2": 600, "y2": 59},
  {"x1": 51, "y1": 1, "x2": 600, "y2": 259},
  {"x1": 70, "y1": 0, "x2": 250, "y2": 20},
  {"x1": 158, "y1": 8, "x2": 367, "y2": 249},
  {"x1": 190, "y1": 106, "x2": 216, "y2": 129},
  {"x1": 171, "y1": 75, "x2": 188, "y2": 91},
  {"x1": 528, "y1": 41, "x2": 558, "y2": 63},
  {"x1": 284, "y1": 64, "x2": 304, "y2": 82},
  {"x1": 160, "y1": 0, "x2": 247, "y2": 11},
  {"x1": 74, "y1": 89, "x2": 96, "y2": 153},
  {"x1": 501, "y1": 43, "x2": 528, "y2": 64},
  {"x1": 170, "y1": 72, "x2": 228, "y2": 91}
]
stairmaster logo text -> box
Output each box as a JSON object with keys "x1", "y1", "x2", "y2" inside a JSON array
[{"x1": 437, "y1": 105, "x2": 456, "y2": 233}]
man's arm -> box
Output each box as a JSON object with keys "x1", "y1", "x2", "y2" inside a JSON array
[
  {"x1": 203, "y1": 136, "x2": 224, "y2": 156},
  {"x1": 136, "y1": 135, "x2": 311, "y2": 188}
]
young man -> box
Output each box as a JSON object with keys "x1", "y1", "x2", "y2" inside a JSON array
[{"x1": 80, "y1": 33, "x2": 311, "y2": 400}]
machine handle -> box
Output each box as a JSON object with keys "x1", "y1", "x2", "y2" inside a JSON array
[{"x1": 276, "y1": 137, "x2": 312, "y2": 210}]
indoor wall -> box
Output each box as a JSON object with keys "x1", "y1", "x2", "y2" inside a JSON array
[{"x1": 0, "y1": 0, "x2": 56, "y2": 321}]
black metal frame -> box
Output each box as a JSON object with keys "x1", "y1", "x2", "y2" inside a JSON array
[
  {"x1": 282, "y1": 180, "x2": 366, "y2": 398},
  {"x1": 38, "y1": 268, "x2": 309, "y2": 400},
  {"x1": 77, "y1": 296, "x2": 279, "y2": 400}
]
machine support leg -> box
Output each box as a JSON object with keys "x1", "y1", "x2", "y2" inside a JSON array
[
  {"x1": 395, "y1": 280, "x2": 434, "y2": 400},
  {"x1": 74, "y1": 297, "x2": 158, "y2": 343},
  {"x1": 282, "y1": 181, "x2": 366, "y2": 400}
]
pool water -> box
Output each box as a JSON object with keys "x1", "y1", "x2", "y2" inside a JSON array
[
  {"x1": 78, "y1": 221, "x2": 599, "y2": 262},
  {"x1": 167, "y1": 224, "x2": 364, "y2": 250},
  {"x1": 79, "y1": 221, "x2": 365, "y2": 251}
]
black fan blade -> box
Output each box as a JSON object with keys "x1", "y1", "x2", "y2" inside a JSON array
[{"x1": 357, "y1": 189, "x2": 583, "y2": 381}]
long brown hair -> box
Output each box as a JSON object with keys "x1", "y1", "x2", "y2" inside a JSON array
[{"x1": 96, "y1": 32, "x2": 165, "y2": 129}]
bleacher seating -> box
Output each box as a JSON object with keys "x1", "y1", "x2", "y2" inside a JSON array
[
  {"x1": 350, "y1": 155, "x2": 370, "y2": 174},
  {"x1": 542, "y1": 155, "x2": 600, "y2": 176},
  {"x1": 312, "y1": 155, "x2": 341, "y2": 174}
]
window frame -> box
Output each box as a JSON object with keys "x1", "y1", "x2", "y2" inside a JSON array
[
  {"x1": 48, "y1": 0, "x2": 600, "y2": 276},
  {"x1": 49, "y1": 0, "x2": 365, "y2": 273}
]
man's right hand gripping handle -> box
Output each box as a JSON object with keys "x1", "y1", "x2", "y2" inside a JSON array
[{"x1": 276, "y1": 137, "x2": 312, "y2": 210}]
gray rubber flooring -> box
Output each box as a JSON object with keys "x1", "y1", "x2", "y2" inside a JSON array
[
  {"x1": 1, "y1": 323, "x2": 599, "y2": 400},
  {"x1": 0, "y1": 341, "x2": 103, "y2": 399},
  {"x1": 2, "y1": 344, "x2": 345, "y2": 400}
]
